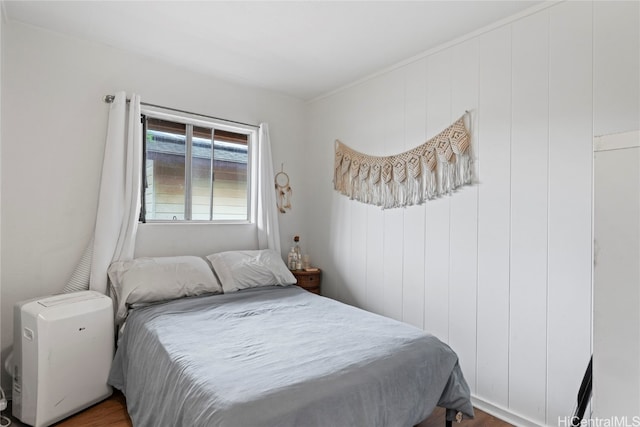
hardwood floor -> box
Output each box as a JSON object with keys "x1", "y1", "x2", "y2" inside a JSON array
[
  {"x1": 54, "y1": 392, "x2": 132, "y2": 427},
  {"x1": 417, "y1": 406, "x2": 514, "y2": 427},
  {"x1": 5, "y1": 391, "x2": 513, "y2": 427},
  {"x1": 5, "y1": 393, "x2": 132, "y2": 427}
]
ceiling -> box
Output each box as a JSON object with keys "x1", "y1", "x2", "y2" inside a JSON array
[{"x1": 4, "y1": 1, "x2": 543, "y2": 101}]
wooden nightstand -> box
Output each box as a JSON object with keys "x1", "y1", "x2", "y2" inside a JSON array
[{"x1": 292, "y1": 269, "x2": 322, "y2": 295}]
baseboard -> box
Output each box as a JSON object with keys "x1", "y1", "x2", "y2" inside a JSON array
[{"x1": 471, "y1": 395, "x2": 548, "y2": 427}]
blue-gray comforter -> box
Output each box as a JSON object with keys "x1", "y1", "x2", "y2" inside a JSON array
[{"x1": 109, "y1": 286, "x2": 473, "y2": 427}]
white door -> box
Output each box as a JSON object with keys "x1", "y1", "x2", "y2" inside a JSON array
[{"x1": 593, "y1": 130, "x2": 640, "y2": 420}]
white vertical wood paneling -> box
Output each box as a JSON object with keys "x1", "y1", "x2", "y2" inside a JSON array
[
  {"x1": 362, "y1": 77, "x2": 388, "y2": 316},
  {"x1": 382, "y1": 211, "x2": 403, "y2": 320},
  {"x1": 593, "y1": 1, "x2": 640, "y2": 136},
  {"x1": 330, "y1": 187, "x2": 352, "y2": 303},
  {"x1": 349, "y1": 84, "x2": 373, "y2": 308},
  {"x1": 509, "y1": 10, "x2": 549, "y2": 421},
  {"x1": 350, "y1": 199, "x2": 368, "y2": 305},
  {"x1": 306, "y1": 3, "x2": 639, "y2": 425},
  {"x1": 547, "y1": 1, "x2": 593, "y2": 424},
  {"x1": 402, "y1": 204, "x2": 426, "y2": 327},
  {"x1": 365, "y1": 203, "x2": 385, "y2": 315},
  {"x1": 476, "y1": 26, "x2": 512, "y2": 406},
  {"x1": 402, "y1": 59, "x2": 427, "y2": 329},
  {"x1": 448, "y1": 38, "x2": 479, "y2": 393},
  {"x1": 424, "y1": 49, "x2": 452, "y2": 343},
  {"x1": 361, "y1": 78, "x2": 388, "y2": 314},
  {"x1": 382, "y1": 70, "x2": 406, "y2": 321},
  {"x1": 330, "y1": 90, "x2": 357, "y2": 305}
]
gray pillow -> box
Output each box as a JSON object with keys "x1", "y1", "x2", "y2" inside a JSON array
[
  {"x1": 206, "y1": 249, "x2": 296, "y2": 293},
  {"x1": 108, "y1": 256, "x2": 222, "y2": 325}
]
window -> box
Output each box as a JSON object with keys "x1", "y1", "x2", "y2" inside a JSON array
[{"x1": 141, "y1": 111, "x2": 255, "y2": 222}]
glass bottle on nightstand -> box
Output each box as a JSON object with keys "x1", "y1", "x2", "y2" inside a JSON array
[
  {"x1": 288, "y1": 247, "x2": 296, "y2": 270},
  {"x1": 293, "y1": 236, "x2": 302, "y2": 270}
]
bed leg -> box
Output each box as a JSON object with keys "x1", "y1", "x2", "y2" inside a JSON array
[{"x1": 444, "y1": 409, "x2": 462, "y2": 426}]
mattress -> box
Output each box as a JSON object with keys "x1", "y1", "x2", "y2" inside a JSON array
[{"x1": 109, "y1": 285, "x2": 473, "y2": 427}]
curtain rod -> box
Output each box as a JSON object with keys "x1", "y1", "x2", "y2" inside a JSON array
[{"x1": 103, "y1": 94, "x2": 259, "y2": 129}]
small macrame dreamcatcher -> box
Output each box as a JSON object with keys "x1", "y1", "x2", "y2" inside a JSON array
[{"x1": 275, "y1": 165, "x2": 292, "y2": 213}]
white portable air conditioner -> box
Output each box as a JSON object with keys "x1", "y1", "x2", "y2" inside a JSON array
[{"x1": 12, "y1": 290, "x2": 114, "y2": 427}]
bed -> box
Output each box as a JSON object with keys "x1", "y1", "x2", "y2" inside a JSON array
[{"x1": 107, "y1": 250, "x2": 473, "y2": 427}]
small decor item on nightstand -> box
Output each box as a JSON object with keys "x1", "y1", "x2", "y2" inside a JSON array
[
  {"x1": 302, "y1": 254, "x2": 311, "y2": 270},
  {"x1": 288, "y1": 236, "x2": 303, "y2": 270},
  {"x1": 287, "y1": 247, "x2": 296, "y2": 270},
  {"x1": 293, "y1": 236, "x2": 302, "y2": 270}
]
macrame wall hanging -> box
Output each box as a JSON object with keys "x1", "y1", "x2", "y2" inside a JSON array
[
  {"x1": 275, "y1": 164, "x2": 292, "y2": 213},
  {"x1": 334, "y1": 114, "x2": 472, "y2": 209}
]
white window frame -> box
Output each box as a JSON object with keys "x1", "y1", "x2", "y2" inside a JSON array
[{"x1": 141, "y1": 105, "x2": 257, "y2": 224}]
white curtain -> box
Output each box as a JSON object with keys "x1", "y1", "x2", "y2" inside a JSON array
[
  {"x1": 256, "y1": 123, "x2": 281, "y2": 255},
  {"x1": 64, "y1": 92, "x2": 142, "y2": 294}
]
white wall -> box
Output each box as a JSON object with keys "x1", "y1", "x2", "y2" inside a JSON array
[
  {"x1": 0, "y1": 20, "x2": 306, "y2": 389},
  {"x1": 305, "y1": 2, "x2": 639, "y2": 426}
]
